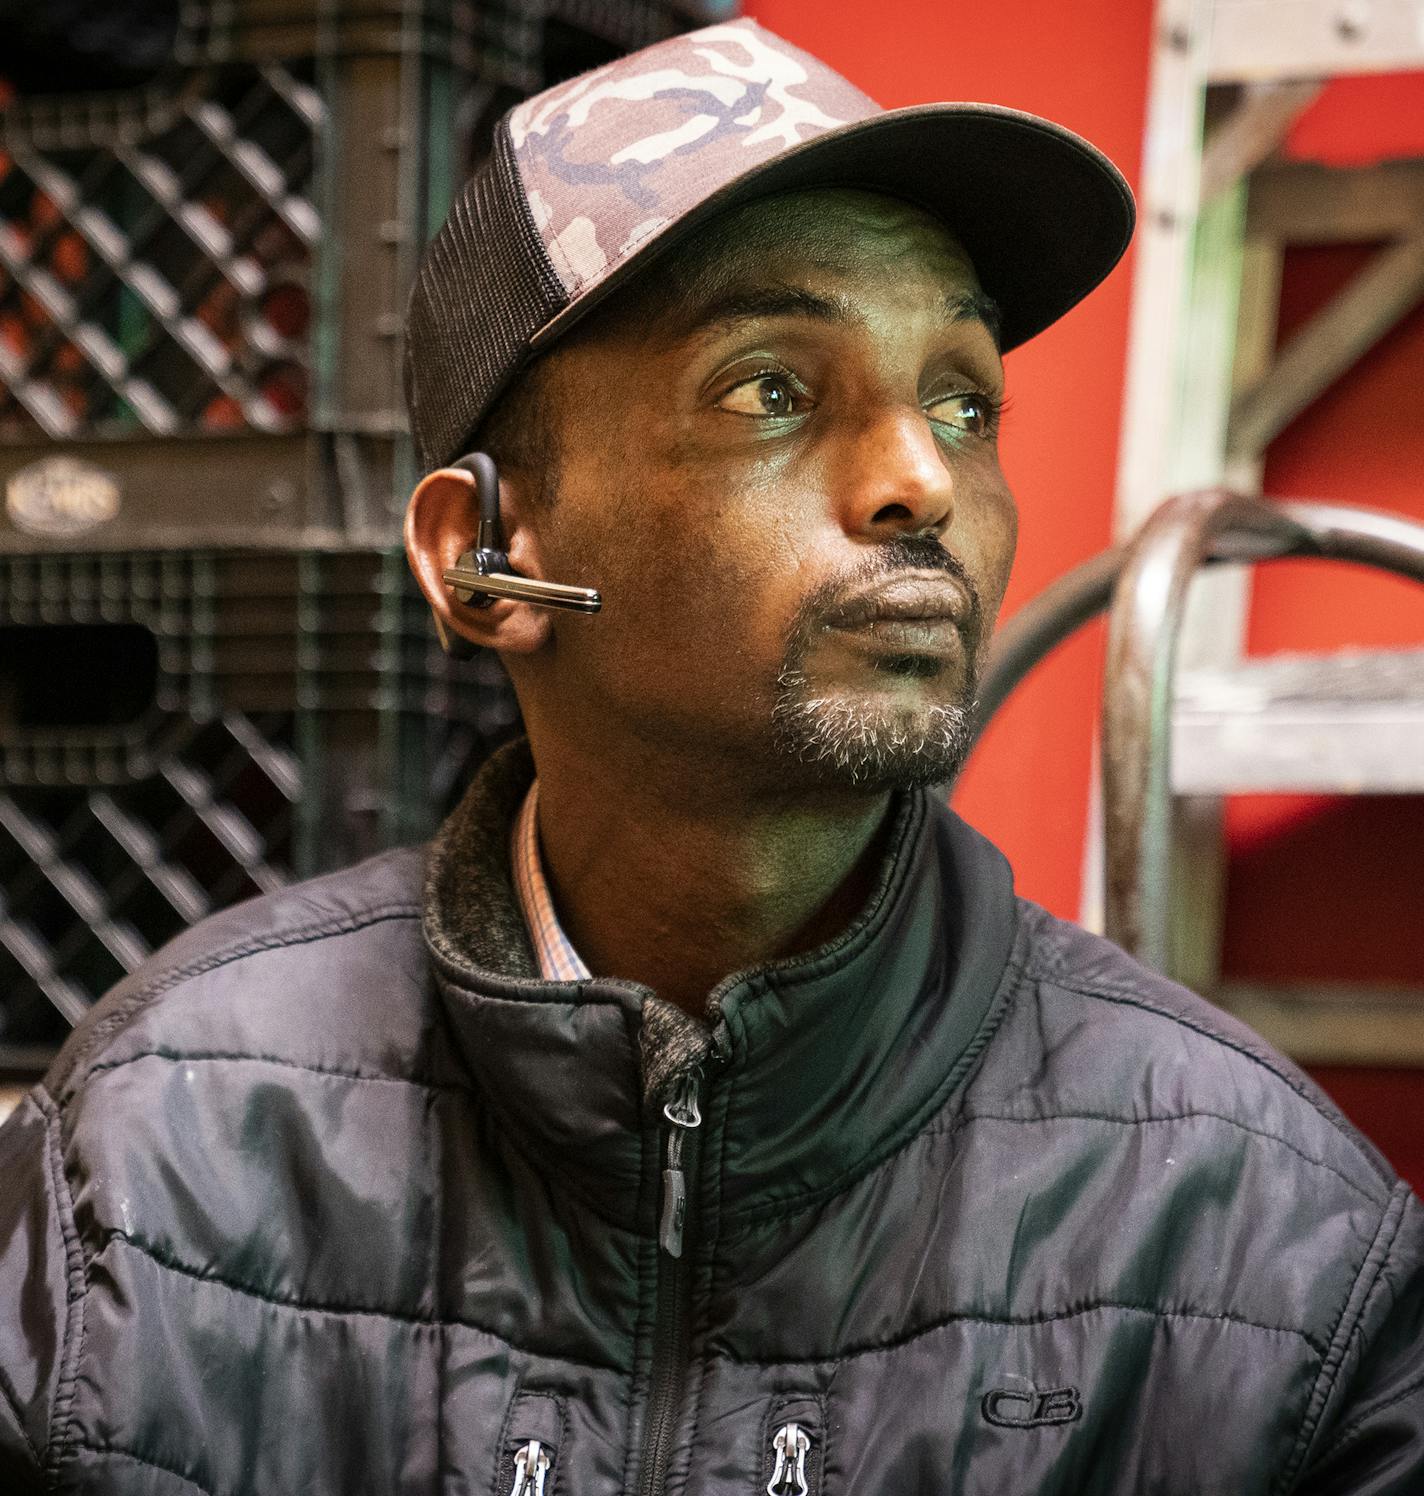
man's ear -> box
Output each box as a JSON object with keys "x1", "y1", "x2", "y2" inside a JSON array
[{"x1": 403, "y1": 466, "x2": 554, "y2": 657}]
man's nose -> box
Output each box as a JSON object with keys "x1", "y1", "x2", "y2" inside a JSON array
[{"x1": 836, "y1": 406, "x2": 954, "y2": 541}]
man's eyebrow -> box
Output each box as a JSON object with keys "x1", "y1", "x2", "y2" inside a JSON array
[
  {"x1": 686, "y1": 285, "x2": 854, "y2": 334},
  {"x1": 680, "y1": 283, "x2": 1004, "y2": 345},
  {"x1": 947, "y1": 289, "x2": 1003, "y2": 345}
]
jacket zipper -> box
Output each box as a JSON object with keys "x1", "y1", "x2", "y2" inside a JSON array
[
  {"x1": 765, "y1": 1422, "x2": 812, "y2": 1496},
  {"x1": 639, "y1": 1069, "x2": 703, "y2": 1496},
  {"x1": 497, "y1": 1391, "x2": 563, "y2": 1496},
  {"x1": 507, "y1": 1439, "x2": 552, "y2": 1496}
]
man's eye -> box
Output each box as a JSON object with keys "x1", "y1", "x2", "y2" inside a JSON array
[
  {"x1": 925, "y1": 391, "x2": 999, "y2": 436},
  {"x1": 717, "y1": 374, "x2": 803, "y2": 418}
]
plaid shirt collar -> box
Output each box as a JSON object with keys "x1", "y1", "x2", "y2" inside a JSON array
[{"x1": 510, "y1": 779, "x2": 591, "y2": 983}]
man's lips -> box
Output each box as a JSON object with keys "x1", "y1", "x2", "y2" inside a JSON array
[{"x1": 818, "y1": 573, "x2": 973, "y2": 633}]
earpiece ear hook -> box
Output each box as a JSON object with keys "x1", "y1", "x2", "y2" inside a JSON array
[
  {"x1": 451, "y1": 452, "x2": 508, "y2": 591},
  {"x1": 437, "y1": 452, "x2": 602, "y2": 655}
]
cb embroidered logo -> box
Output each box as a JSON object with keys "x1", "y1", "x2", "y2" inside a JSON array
[{"x1": 980, "y1": 1385, "x2": 1082, "y2": 1429}]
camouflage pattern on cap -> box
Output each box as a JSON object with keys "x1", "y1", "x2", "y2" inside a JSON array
[{"x1": 507, "y1": 21, "x2": 878, "y2": 301}]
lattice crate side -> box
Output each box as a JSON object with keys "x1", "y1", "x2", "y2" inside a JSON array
[
  {"x1": 0, "y1": 0, "x2": 748, "y2": 1066},
  {"x1": 202, "y1": 0, "x2": 478, "y2": 69},
  {"x1": 0, "y1": 551, "x2": 199, "y2": 756},
  {"x1": 1, "y1": 546, "x2": 304, "y2": 1053},
  {"x1": 0, "y1": 707, "x2": 301, "y2": 1038},
  {"x1": 0, "y1": 58, "x2": 322, "y2": 450},
  {"x1": 0, "y1": 547, "x2": 299, "y2": 1037}
]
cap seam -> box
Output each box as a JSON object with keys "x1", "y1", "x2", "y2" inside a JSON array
[
  {"x1": 497, "y1": 113, "x2": 569, "y2": 309},
  {"x1": 500, "y1": 117, "x2": 569, "y2": 295},
  {"x1": 426, "y1": 117, "x2": 569, "y2": 468}
]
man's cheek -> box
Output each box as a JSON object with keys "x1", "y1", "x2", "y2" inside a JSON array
[{"x1": 960, "y1": 483, "x2": 1017, "y2": 602}]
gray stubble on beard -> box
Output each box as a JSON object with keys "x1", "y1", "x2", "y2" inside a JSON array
[
  {"x1": 770, "y1": 537, "x2": 983, "y2": 792},
  {"x1": 771, "y1": 664, "x2": 978, "y2": 790}
]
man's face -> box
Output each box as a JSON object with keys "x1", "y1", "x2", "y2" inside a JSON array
[{"x1": 515, "y1": 186, "x2": 1018, "y2": 795}]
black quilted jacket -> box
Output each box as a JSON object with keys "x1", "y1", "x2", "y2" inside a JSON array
[{"x1": 2, "y1": 742, "x2": 1422, "y2": 1494}]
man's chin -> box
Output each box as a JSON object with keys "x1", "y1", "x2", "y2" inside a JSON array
[{"x1": 770, "y1": 677, "x2": 977, "y2": 792}]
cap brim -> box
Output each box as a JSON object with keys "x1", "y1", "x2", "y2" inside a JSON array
[{"x1": 528, "y1": 101, "x2": 1135, "y2": 357}]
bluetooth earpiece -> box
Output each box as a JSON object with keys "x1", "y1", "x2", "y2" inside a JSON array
[{"x1": 440, "y1": 452, "x2": 602, "y2": 616}]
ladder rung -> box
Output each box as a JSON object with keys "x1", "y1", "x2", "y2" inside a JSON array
[
  {"x1": 1172, "y1": 648, "x2": 1424, "y2": 793},
  {"x1": 1216, "y1": 983, "x2": 1424, "y2": 1066},
  {"x1": 1208, "y1": 0, "x2": 1424, "y2": 83}
]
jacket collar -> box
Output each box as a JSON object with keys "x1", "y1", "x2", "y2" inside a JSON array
[{"x1": 424, "y1": 739, "x2": 1021, "y2": 1225}]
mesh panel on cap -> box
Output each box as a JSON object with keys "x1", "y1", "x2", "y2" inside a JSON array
[{"x1": 404, "y1": 119, "x2": 568, "y2": 474}]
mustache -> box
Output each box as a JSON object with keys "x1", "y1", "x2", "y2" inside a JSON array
[{"x1": 787, "y1": 534, "x2": 985, "y2": 657}]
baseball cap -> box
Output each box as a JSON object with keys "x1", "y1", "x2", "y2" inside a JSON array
[{"x1": 404, "y1": 19, "x2": 1135, "y2": 474}]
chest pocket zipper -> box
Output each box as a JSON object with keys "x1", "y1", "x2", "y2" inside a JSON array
[
  {"x1": 498, "y1": 1390, "x2": 563, "y2": 1496},
  {"x1": 766, "y1": 1423, "x2": 812, "y2": 1496},
  {"x1": 509, "y1": 1439, "x2": 552, "y2": 1496},
  {"x1": 763, "y1": 1397, "x2": 823, "y2": 1496}
]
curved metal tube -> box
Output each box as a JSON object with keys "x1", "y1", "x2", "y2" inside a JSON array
[
  {"x1": 1284, "y1": 500, "x2": 1424, "y2": 579},
  {"x1": 1101, "y1": 492, "x2": 1308, "y2": 970},
  {"x1": 970, "y1": 490, "x2": 1424, "y2": 975},
  {"x1": 970, "y1": 547, "x2": 1123, "y2": 743},
  {"x1": 972, "y1": 513, "x2": 1305, "y2": 749}
]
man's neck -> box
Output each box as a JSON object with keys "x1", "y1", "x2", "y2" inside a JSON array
[{"x1": 529, "y1": 742, "x2": 894, "y2": 1018}]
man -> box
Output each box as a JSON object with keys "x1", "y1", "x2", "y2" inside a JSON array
[{"x1": 1, "y1": 19, "x2": 1420, "y2": 1494}]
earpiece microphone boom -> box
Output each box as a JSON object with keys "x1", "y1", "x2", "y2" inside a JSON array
[{"x1": 441, "y1": 452, "x2": 602, "y2": 615}]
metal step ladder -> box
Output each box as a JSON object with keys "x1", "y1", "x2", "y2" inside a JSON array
[
  {"x1": 972, "y1": 491, "x2": 1424, "y2": 1065},
  {"x1": 1096, "y1": 0, "x2": 1424, "y2": 1056}
]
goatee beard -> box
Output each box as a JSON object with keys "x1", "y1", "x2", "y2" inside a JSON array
[
  {"x1": 770, "y1": 536, "x2": 983, "y2": 791},
  {"x1": 771, "y1": 674, "x2": 978, "y2": 789}
]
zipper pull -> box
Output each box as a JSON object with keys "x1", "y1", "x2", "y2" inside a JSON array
[
  {"x1": 508, "y1": 1438, "x2": 550, "y2": 1496},
  {"x1": 658, "y1": 1069, "x2": 702, "y2": 1258},
  {"x1": 766, "y1": 1422, "x2": 811, "y2": 1496}
]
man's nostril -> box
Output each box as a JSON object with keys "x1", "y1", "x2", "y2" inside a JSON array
[{"x1": 871, "y1": 502, "x2": 916, "y2": 525}]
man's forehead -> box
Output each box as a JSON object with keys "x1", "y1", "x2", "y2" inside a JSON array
[
  {"x1": 642, "y1": 187, "x2": 996, "y2": 343},
  {"x1": 729, "y1": 186, "x2": 973, "y2": 252}
]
